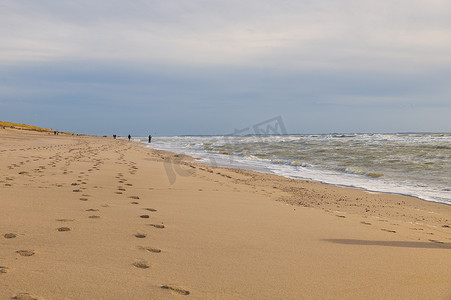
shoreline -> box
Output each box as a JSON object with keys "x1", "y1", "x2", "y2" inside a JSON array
[
  {"x1": 1, "y1": 127, "x2": 450, "y2": 299},
  {"x1": 143, "y1": 143, "x2": 451, "y2": 233},
  {"x1": 141, "y1": 140, "x2": 450, "y2": 206}
]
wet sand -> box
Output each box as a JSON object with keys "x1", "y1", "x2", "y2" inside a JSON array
[{"x1": 1, "y1": 127, "x2": 450, "y2": 299}]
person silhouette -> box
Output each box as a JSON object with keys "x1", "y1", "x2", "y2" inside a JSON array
[
  {"x1": 148, "y1": 135, "x2": 152, "y2": 143},
  {"x1": 128, "y1": 134, "x2": 131, "y2": 141}
]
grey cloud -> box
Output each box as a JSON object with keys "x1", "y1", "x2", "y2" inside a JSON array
[
  {"x1": 2, "y1": 0, "x2": 451, "y2": 70},
  {"x1": 1, "y1": 1, "x2": 450, "y2": 134}
]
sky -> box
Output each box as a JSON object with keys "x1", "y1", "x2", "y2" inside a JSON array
[{"x1": 1, "y1": 0, "x2": 450, "y2": 136}]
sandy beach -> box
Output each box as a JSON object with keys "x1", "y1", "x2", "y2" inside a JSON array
[{"x1": 1, "y1": 127, "x2": 450, "y2": 300}]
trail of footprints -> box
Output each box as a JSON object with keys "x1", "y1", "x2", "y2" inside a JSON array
[
  {"x1": 1, "y1": 140, "x2": 104, "y2": 188},
  {"x1": 1, "y1": 142, "x2": 190, "y2": 297},
  {"x1": 6, "y1": 140, "x2": 451, "y2": 298},
  {"x1": 354, "y1": 217, "x2": 451, "y2": 244},
  {"x1": 116, "y1": 166, "x2": 190, "y2": 296}
]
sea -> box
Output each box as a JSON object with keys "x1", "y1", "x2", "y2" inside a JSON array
[{"x1": 135, "y1": 133, "x2": 451, "y2": 205}]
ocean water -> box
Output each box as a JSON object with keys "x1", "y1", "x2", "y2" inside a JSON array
[{"x1": 138, "y1": 133, "x2": 451, "y2": 205}]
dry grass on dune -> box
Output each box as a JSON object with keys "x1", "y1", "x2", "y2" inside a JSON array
[{"x1": 0, "y1": 120, "x2": 75, "y2": 135}]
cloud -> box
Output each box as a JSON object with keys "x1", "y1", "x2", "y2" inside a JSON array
[
  {"x1": 1, "y1": 0, "x2": 450, "y2": 134},
  {"x1": 2, "y1": 0, "x2": 451, "y2": 71}
]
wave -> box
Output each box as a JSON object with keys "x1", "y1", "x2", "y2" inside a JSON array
[
  {"x1": 141, "y1": 134, "x2": 451, "y2": 205},
  {"x1": 344, "y1": 167, "x2": 384, "y2": 178}
]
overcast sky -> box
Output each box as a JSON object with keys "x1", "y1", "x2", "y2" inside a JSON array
[{"x1": 1, "y1": 0, "x2": 450, "y2": 135}]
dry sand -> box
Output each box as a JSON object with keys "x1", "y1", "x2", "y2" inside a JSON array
[{"x1": 1, "y1": 128, "x2": 450, "y2": 299}]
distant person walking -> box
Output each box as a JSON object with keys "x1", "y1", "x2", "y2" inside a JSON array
[
  {"x1": 128, "y1": 134, "x2": 131, "y2": 141},
  {"x1": 113, "y1": 134, "x2": 116, "y2": 139},
  {"x1": 148, "y1": 135, "x2": 152, "y2": 143}
]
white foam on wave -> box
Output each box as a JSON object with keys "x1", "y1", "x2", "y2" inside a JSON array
[
  {"x1": 142, "y1": 136, "x2": 451, "y2": 205},
  {"x1": 267, "y1": 162, "x2": 451, "y2": 204}
]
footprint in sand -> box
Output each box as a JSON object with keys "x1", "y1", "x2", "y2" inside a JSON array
[
  {"x1": 140, "y1": 215, "x2": 150, "y2": 219},
  {"x1": 4, "y1": 233, "x2": 17, "y2": 239},
  {"x1": 86, "y1": 208, "x2": 99, "y2": 212},
  {"x1": 0, "y1": 266, "x2": 9, "y2": 274},
  {"x1": 79, "y1": 198, "x2": 88, "y2": 201},
  {"x1": 381, "y1": 228, "x2": 396, "y2": 233},
  {"x1": 56, "y1": 219, "x2": 75, "y2": 222},
  {"x1": 115, "y1": 192, "x2": 123, "y2": 194},
  {"x1": 428, "y1": 239, "x2": 445, "y2": 244},
  {"x1": 12, "y1": 292, "x2": 42, "y2": 300},
  {"x1": 135, "y1": 233, "x2": 147, "y2": 238},
  {"x1": 129, "y1": 196, "x2": 140, "y2": 200},
  {"x1": 57, "y1": 227, "x2": 71, "y2": 232},
  {"x1": 149, "y1": 224, "x2": 165, "y2": 229},
  {"x1": 88, "y1": 215, "x2": 100, "y2": 219},
  {"x1": 16, "y1": 250, "x2": 35, "y2": 257},
  {"x1": 160, "y1": 285, "x2": 190, "y2": 296},
  {"x1": 138, "y1": 246, "x2": 162, "y2": 253},
  {"x1": 130, "y1": 202, "x2": 139, "y2": 205},
  {"x1": 132, "y1": 260, "x2": 150, "y2": 269},
  {"x1": 143, "y1": 208, "x2": 157, "y2": 212}
]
